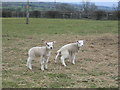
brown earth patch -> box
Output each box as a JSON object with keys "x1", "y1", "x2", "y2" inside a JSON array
[{"x1": 2, "y1": 34, "x2": 118, "y2": 88}]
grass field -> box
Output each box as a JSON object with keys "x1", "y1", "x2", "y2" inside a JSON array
[{"x1": 2, "y1": 18, "x2": 118, "y2": 88}]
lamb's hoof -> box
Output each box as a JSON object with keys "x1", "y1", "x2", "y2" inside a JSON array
[
  {"x1": 29, "y1": 67, "x2": 32, "y2": 70},
  {"x1": 26, "y1": 64, "x2": 29, "y2": 68},
  {"x1": 45, "y1": 67, "x2": 48, "y2": 70},
  {"x1": 72, "y1": 63, "x2": 75, "y2": 65},
  {"x1": 55, "y1": 61, "x2": 58, "y2": 64},
  {"x1": 63, "y1": 64, "x2": 67, "y2": 67},
  {"x1": 41, "y1": 68, "x2": 44, "y2": 71}
]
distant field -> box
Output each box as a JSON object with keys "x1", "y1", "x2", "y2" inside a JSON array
[
  {"x1": 2, "y1": 18, "x2": 118, "y2": 88},
  {"x1": 3, "y1": 18, "x2": 118, "y2": 36}
]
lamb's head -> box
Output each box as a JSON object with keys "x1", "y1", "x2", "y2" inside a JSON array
[
  {"x1": 76, "y1": 40, "x2": 84, "y2": 47},
  {"x1": 45, "y1": 41, "x2": 56, "y2": 50}
]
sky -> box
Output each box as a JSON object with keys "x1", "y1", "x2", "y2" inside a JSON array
[
  {"x1": 1, "y1": 0, "x2": 119, "y2": 2},
  {"x1": 1, "y1": 0, "x2": 119, "y2": 7}
]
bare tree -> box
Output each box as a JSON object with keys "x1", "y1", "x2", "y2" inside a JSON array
[
  {"x1": 54, "y1": 0, "x2": 56, "y2": 11},
  {"x1": 26, "y1": 0, "x2": 29, "y2": 24},
  {"x1": 118, "y1": 1, "x2": 120, "y2": 20},
  {"x1": 81, "y1": 0, "x2": 97, "y2": 18},
  {"x1": 56, "y1": 3, "x2": 76, "y2": 12}
]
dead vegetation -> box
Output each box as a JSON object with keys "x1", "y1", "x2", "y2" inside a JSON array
[{"x1": 2, "y1": 34, "x2": 118, "y2": 88}]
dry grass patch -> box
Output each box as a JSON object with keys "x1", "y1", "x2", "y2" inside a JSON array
[{"x1": 2, "y1": 34, "x2": 118, "y2": 88}]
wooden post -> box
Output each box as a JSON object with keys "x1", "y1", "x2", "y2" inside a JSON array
[
  {"x1": 70, "y1": 13, "x2": 73, "y2": 19},
  {"x1": 54, "y1": 0, "x2": 56, "y2": 11},
  {"x1": 26, "y1": 0, "x2": 29, "y2": 24}
]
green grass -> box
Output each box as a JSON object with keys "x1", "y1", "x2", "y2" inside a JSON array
[{"x1": 2, "y1": 18, "x2": 118, "y2": 37}]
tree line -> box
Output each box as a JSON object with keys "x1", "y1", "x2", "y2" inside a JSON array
[{"x1": 2, "y1": 1, "x2": 120, "y2": 20}]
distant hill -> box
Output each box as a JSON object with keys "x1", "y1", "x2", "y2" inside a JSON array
[
  {"x1": 69, "y1": 2, "x2": 117, "y2": 11},
  {"x1": 2, "y1": 2, "x2": 117, "y2": 11},
  {"x1": 2, "y1": 2, "x2": 56, "y2": 11},
  {"x1": 97, "y1": 6, "x2": 114, "y2": 11}
]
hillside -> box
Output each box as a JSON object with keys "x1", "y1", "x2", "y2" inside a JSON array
[{"x1": 2, "y1": 2, "x2": 116, "y2": 11}]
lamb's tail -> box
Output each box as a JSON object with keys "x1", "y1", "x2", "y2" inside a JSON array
[{"x1": 55, "y1": 50, "x2": 61, "y2": 63}]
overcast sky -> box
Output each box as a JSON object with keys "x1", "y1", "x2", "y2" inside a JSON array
[
  {"x1": 2, "y1": 0, "x2": 119, "y2": 2},
  {"x1": 1, "y1": 0, "x2": 118, "y2": 7}
]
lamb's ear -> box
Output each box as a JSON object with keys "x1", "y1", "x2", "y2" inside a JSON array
[
  {"x1": 76, "y1": 40, "x2": 79, "y2": 43},
  {"x1": 53, "y1": 41, "x2": 56, "y2": 43},
  {"x1": 42, "y1": 39, "x2": 44, "y2": 42},
  {"x1": 44, "y1": 41, "x2": 47, "y2": 45}
]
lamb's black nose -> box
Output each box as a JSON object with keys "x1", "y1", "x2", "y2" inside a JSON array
[{"x1": 50, "y1": 47, "x2": 53, "y2": 49}]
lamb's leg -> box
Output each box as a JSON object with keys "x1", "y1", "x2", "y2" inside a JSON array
[
  {"x1": 69, "y1": 53, "x2": 74, "y2": 63},
  {"x1": 72, "y1": 54, "x2": 76, "y2": 65},
  {"x1": 44, "y1": 57, "x2": 49, "y2": 70},
  {"x1": 26, "y1": 57, "x2": 29, "y2": 67},
  {"x1": 40, "y1": 56, "x2": 45, "y2": 71},
  {"x1": 61, "y1": 56, "x2": 66, "y2": 66},
  {"x1": 68, "y1": 52, "x2": 72, "y2": 62},
  {"x1": 69, "y1": 56, "x2": 72, "y2": 63},
  {"x1": 26, "y1": 57, "x2": 33, "y2": 70},
  {"x1": 55, "y1": 53, "x2": 60, "y2": 63}
]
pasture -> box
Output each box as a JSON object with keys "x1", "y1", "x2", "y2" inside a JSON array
[{"x1": 2, "y1": 18, "x2": 118, "y2": 88}]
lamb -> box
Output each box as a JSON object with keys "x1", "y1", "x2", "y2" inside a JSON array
[
  {"x1": 26, "y1": 41, "x2": 56, "y2": 71},
  {"x1": 55, "y1": 40, "x2": 84, "y2": 66}
]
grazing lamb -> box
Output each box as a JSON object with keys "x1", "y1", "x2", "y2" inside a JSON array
[
  {"x1": 26, "y1": 41, "x2": 56, "y2": 71},
  {"x1": 55, "y1": 40, "x2": 84, "y2": 66}
]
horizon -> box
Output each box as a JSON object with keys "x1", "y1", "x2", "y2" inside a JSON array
[
  {"x1": 2, "y1": 0, "x2": 119, "y2": 2},
  {"x1": 2, "y1": 1, "x2": 118, "y2": 7}
]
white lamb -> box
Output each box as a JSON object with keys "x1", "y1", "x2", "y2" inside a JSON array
[
  {"x1": 55, "y1": 40, "x2": 84, "y2": 66},
  {"x1": 26, "y1": 41, "x2": 56, "y2": 71}
]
